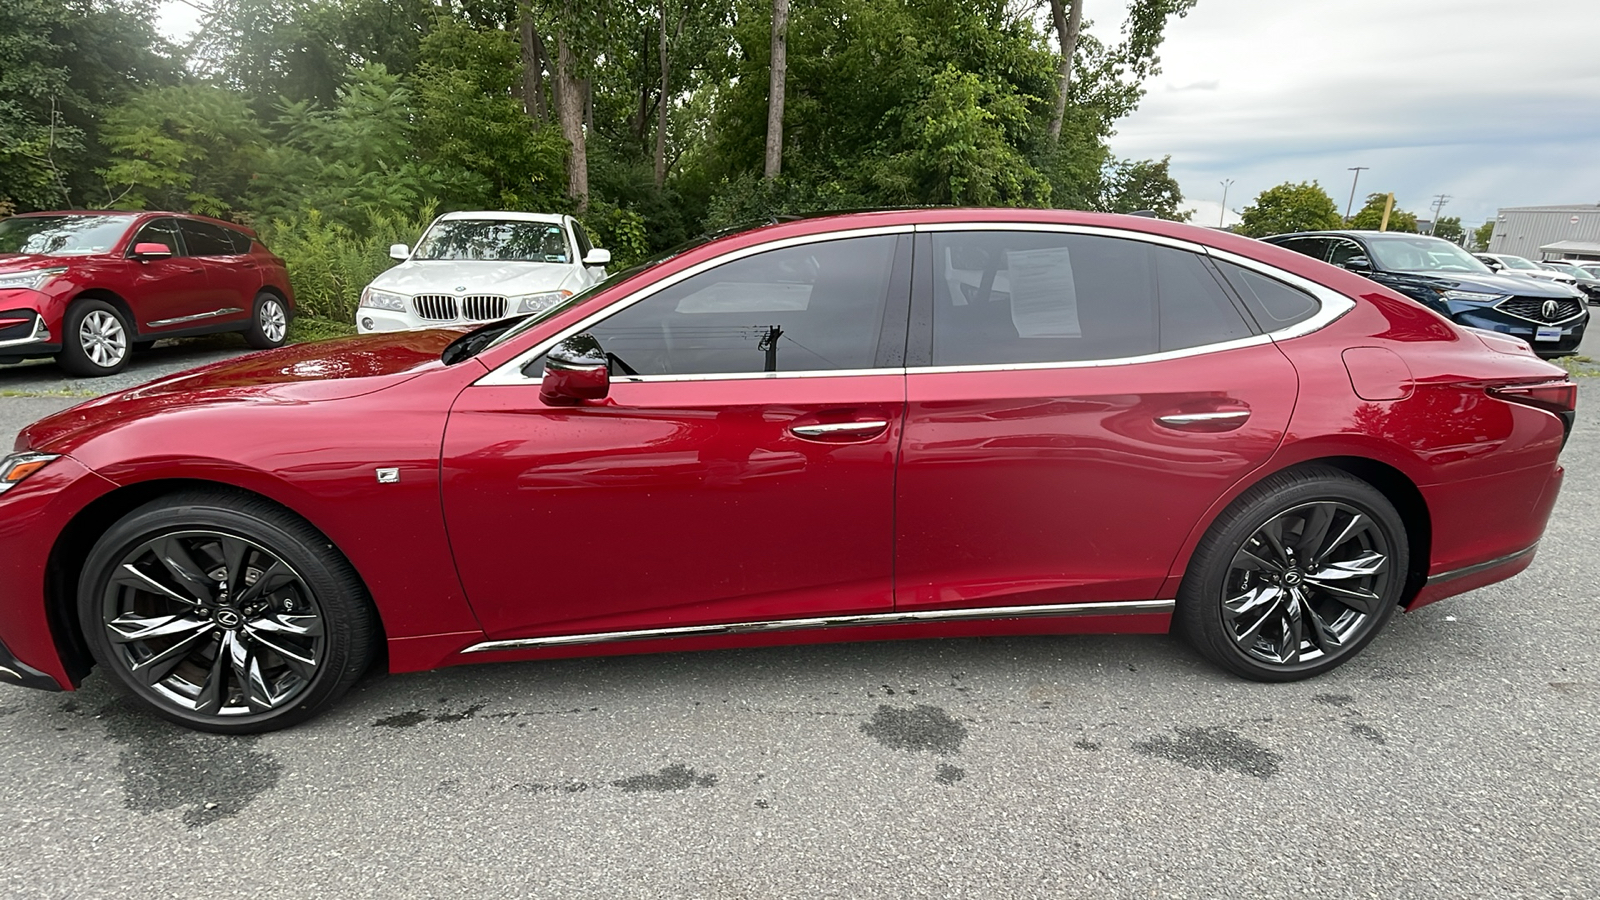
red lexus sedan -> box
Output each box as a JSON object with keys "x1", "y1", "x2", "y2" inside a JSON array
[
  {"x1": 0, "y1": 209, "x2": 1574, "y2": 732},
  {"x1": 0, "y1": 211, "x2": 294, "y2": 376}
]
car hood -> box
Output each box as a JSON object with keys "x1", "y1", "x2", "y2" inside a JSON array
[
  {"x1": 1385, "y1": 270, "x2": 1578, "y2": 297},
  {"x1": 370, "y1": 260, "x2": 581, "y2": 296},
  {"x1": 18, "y1": 329, "x2": 469, "y2": 454}
]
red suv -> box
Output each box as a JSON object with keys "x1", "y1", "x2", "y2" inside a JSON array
[{"x1": 0, "y1": 211, "x2": 294, "y2": 376}]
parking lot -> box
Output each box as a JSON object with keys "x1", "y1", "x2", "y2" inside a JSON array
[{"x1": 0, "y1": 331, "x2": 1596, "y2": 899}]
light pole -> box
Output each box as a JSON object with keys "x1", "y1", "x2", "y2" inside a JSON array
[
  {"x1": 1218, "y1": 179, "x2": 1234, "y2": 228},
  {"x1": 1345, "y1": 166, "x2": 1369, "y2": 220}
]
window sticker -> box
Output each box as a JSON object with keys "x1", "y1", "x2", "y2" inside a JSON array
[
  {"x1": 674, "y1": 281, "x2": 814, "y2": 314},
  {"x1": 1006, "y1": 247, "x2": 1081, "y2": 338}
]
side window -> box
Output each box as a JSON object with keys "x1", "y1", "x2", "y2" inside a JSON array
[
  {"x1": 1214, "y1": 260, "x2": 1321, "y2": 330},
  {"x1": 571, "y1": 221, "x2": 594, "y2": 260},
  {"x1": 177, "y1": 220, "x2": 237, "y2": 256},
  {"x1": 929, "y1": 231, "x2": 1158, "y2": 365},
  {"x1": 225, "y1": 228, "x2": 256, "y2": 254},
  {"x1": 129, "y1": 218, "x2": 183, "y2": 256},
  {"x1": 1326, "y1": 239, "x2": 1366, "y2": 268},
  {"x1": 1153, "y1": 246, "x2": 1254, "y2": 350},
  {"x1": 1273, "y1": 237, "x2": 1331, "y2": 261},
  {"x1": 576, "y1": 235, "x2": 897, "y2": 376}
]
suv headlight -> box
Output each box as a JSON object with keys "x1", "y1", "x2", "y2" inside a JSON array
[
  {"x1": 0, "y1": 268, "x2": 68, "y2": 291},
  {"x1": 1437, "y1": 289, "x2": 1506, "y2": 303},
  {"x1": 359, "y1": 288, "x2": 408, "y2": 312},
  {"x1": 0, "y1": 452, "x2": 59, "y2": 495},
  {"x1": 511, "y1": 289, "x2": 573, "y2": 315}
]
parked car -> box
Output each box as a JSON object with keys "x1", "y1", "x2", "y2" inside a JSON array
[
  {"x1": 1264, "y1": 231, "x2": 1588, "y2": 357},
  {"x1": 356, "y1": 211, "x2": 609, "y2": 333},
  {"x1": 1475, "y1": 252, "x2": 1580, "y2": 288},
  {"x1": 0, "y1": 211, "x2": 293, "y2": 376},
  {"x1": 0, "y1": 209, "x2": 1574, "y2": 732},
  {"x1": 1539, "y1": 260, "x2": 1600, "y2": 303}
]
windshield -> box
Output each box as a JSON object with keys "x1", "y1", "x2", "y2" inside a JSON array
[
  {"x1": 1365, "y1": 236, "x2": 1493, "y2": 274},
  {"x1": 413, "y1": 219, "x2": 571, "y2": 262},
  {"x1": 0, "y1": 214, "x2": 135, "y2": 256},
  {"x1": 1543, "y1": 262, "x2": 1586, "y2": 277},
  {"x1": 1499, "y1": 255, "x2": 1539, "y2": 270}
]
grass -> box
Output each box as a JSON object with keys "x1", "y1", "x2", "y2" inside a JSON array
[
  {"x1": 0, "y1": 387, "x2": 99, "y2": 399},
  {"x1": 287, "y1": 316, "x2": 358, "y2": 344},
  {"x1": 1553, "y1": 354, "x2": 1600, "y2": 377}
]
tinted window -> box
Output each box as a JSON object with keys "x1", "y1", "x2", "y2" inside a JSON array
[
  {"x1": 1272, "y1": 237, "x2": 1330, "y2": 261},
  {"x1": 1326, "y1": 238, "x2": 1366, "y2": 268},
  {"x1": 1153, "y1": 246, "x2": 1253, "y2": 350},
  {"x1": 178, "y1": 219, "x2": 237, "y2": 256},
  {"x1": 129, "y1": 218, "x2": 183, "y2": 257},
  {"x1": 1215, "y1": 261, "x2": 1321, "y2": 329},
  {"x1": 572, "y1": 221, "x2": 594, "y2": 259},
  {"x1": 577, "y1": 236, "x2": 897, "y2": 376},
  {"x1": 416, "y1": 220, "x2": 570, "y2": 262},
  {"x1": 224, "y1": 228, "x2": 256, "y2": 254}
]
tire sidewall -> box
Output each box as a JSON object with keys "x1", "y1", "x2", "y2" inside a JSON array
[
  {"x1": 58, "y1": 299, "x2": 132, "y2": 377},
  {"x1": 1178, "y1": 472, "x2": 1408, "y2": 681},
  {"x1": 245, "y1": 291, "x2": 289, "y2": 349},
  {"x1": 79, "y1": 497, "x2": 366, "y2": 733}
]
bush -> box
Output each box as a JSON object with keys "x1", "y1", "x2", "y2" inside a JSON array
[{"x1": 258, "y1": 205, "x2": 435, "y2": 321}]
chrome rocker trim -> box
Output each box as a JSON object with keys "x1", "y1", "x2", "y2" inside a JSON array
[
  {"x1": 462, "y1": 598, "x2": 1176, "y2": 653},
  {"x1": 1424, "y1": 543, "x2": 1538, "y2": 586},
  {"x1": 145, "y1": 307, "x2": 243, "y2": 328}
]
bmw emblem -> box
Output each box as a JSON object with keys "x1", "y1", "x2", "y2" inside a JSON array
[
  {"x1": 455, "y1": 285, "x2": 468, "y2": 293},
  {"x1": 1542, "y1": 299, "x2": 1560, "y2": 319}
]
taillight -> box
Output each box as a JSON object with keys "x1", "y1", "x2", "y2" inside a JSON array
[{"x1": 1488, "y1": 381, "x2": 1578, "y2": 415}]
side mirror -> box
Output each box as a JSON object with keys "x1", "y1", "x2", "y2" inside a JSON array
[
  {"x1": 1339, "y1": 255, "x2": 1373, "y2": 272},
  {"x1": 132, "y1": 242, "x2": 174, "y2": 259},
  {"x1": 535, "y1": 333, "x2": 609, "y2": 405},
  {"x1": 389, "y1": 243, "x2": 411, "y2": 261},
  {"x1": 582, "y1": 248, "x2": 611, "y2": 267},
  {"x1": 1483, "y1": 260, "x2": 1504, "y2": 272}
]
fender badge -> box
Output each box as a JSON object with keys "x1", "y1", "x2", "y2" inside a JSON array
[{"x1": 376, "y1": 467, "x2": 400, "y2": 484}]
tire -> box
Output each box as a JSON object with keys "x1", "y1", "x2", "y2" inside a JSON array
[
  {"x1": 1175, "y1": 466, "x2": 1408, "y2": 681},
  {"x1": 78, "y1": 490, "x2": 376, "y2": 733},
  {"x1": 244, "y1": 291, "x2": 290, "y2": 349},
  {"x1": 57, "y1": 299, "x2": 132, "y2": 377}
]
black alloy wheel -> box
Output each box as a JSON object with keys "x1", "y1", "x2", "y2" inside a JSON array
[
  {"x1": 1176, "y1": 467, "x2": 1408, "y2": 681},
  {"x1": 80, "y1": 491, "x2": 375, "y2": 733}
]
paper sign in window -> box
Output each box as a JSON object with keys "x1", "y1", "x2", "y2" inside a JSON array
[
  {"x1": 1006, "y1": 247, "x2": 1080, "y2": 338},
  {"x1": 675, "y1": 281, "x2": 813, "y2": 314}
]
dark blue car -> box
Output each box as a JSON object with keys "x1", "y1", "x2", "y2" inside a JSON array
[{"x1": 1263, "y1": 230, "x2": 1588, "y2": 358}]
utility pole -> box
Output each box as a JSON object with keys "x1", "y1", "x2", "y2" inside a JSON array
[
  {"x1": 1218, "y1": 179, "x2": 1234, "y2": 228},
  {"x1": 1345, "y1": 166, "x2": 1369, "y2": 220},
  {"x1": 1428, "y1": 194, "x2": 1451, "y2": 234},
  {"x1": 1378, "y1": 193, "x2": 1395, "y2": 232}
]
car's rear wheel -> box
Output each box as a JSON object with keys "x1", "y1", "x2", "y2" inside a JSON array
[
  {"x1": 58, "y1": 299, "x2": 132, "y2": 377},
  {"x1": 79, "y1": 491, "x2": 376, "y2": 733},
  {"x1": 1176, "y1": 467, "x2": 1407, "y2": 681},
  {"x1": 244, "y1": 291, "x2": 289, "y2": 350}
]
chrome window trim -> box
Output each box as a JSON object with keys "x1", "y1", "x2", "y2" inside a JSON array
[
  {"x1": 476, "y1": 222, "x2": 1356, "y2": 387},
  {"x1": 476, "y1": 225, "x2": 914, "y2": 386},
  {"x1": 461, "y1": 598, "x2": 1175, "y2": 653}
]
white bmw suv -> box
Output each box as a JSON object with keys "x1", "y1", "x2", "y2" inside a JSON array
[{"x1": 356, "y1": 211, "x2": 610, "y2": 333}]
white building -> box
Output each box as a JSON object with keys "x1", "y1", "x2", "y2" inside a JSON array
[{"x1": 1487, "y1": 203, "x2": 1600, "y2": 262}]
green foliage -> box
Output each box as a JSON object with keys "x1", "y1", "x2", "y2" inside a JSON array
[
  {"x1": 1237, "y1": 181, "x2": 1343, "y2": 238},
  {"x1": 1348, "y1": 193, "x2": 1418, "y2": 233},
  {"x1": 258, "y1": 205, "x2": 435, "y2": 320},
  {"x1": 99, "y1": 84, "x2": 266, "y2": 215},
  {"x1": 1433, "y1": 215, "x2": 1464, "y2": 243},
  {"x1": 1473, "y1": 220, "x2": 1494, "y2": 251},
  {"x1": 1100, "y1": 155, "x2": 1190, "y2": 220},
  {"x1": 287, "y1": 315, "x2": 358, "y2": 343},
  {"x1": 579, "y1": 199, "x2": 651, "y2": 268}
]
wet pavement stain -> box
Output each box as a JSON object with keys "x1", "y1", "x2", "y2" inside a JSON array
[
  {"x1": 1349, "y1": 723, "x2": 1387, "y2": 745},
  {"x1": 372, "y1": 703, "x2": 494, "y2": 728},
  {"x1": 611, "y1": 764, "x2": 719, "y2": 793},
  {"x1": 1314, "y1": 693, "x2": 1357, "y2": 708},
  {"x1": 512, "y1": 780, "x2": 591, "y2": 795},
  {"x1": 1073, "y1": 739, "x2": 1102, "y2": 751},
  {"x1": 860, "y1": 704, "x2": 967, "y2": 756},
  {"x1": 1131, "y1": 725, "x2": 1282, "y2": 780},
  {"x1": 99, "y1": 703, "x2": 282, "y2": 829},
  {"x1": 934, "y1": 764, "x2": 966, "y2": 785},
  {"x1": 373, "y1": 709, "x2": 431, "y2": 728}
]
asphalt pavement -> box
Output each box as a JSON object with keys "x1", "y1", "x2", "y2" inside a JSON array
[{"x1": 0, "y1": 330, "x2": 1595, "y2": 899}]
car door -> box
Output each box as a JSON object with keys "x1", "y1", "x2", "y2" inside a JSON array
[
  {"x1": 122, "y1": 217, "x2": 212, "y2": 330},
  {"x1": 894, "y1": 227, "x2": 1300, "y2": 612},
  {"x1": 441, "y1": 231, "x2": 912, "y2": 639},
  {"x1": 176, "y1": 218, "x2": 256, "y2": 323}
]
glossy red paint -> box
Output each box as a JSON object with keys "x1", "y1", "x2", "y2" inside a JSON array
[
  {"x1": 0, "y1": 208, "x2": 1573, "y2": 691},
  {"x1": 0, "y1": 211, "x2": 293, "y2": 364}
]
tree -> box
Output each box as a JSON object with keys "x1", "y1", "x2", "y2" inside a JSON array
[
  {"x1": 1348, "y1": 192, "x2": 1418, "y2": 233},
  {"x1": 764, "y1": 0, "x2": 789, "y2": 180},
  {"x1": 1473, "y1": 220, "x2": 1494, "y2": 251},
  {"x1": 1045, "y1": 0, "x2": 1084, "y2": 148},
  {"x1": 1100, "y1": 155, "x2": 1189, "y2": 220},
  {"x1": 1433, "y1": 215, "x2": 1463, "y2": 244},
  {"x1": 1236, "y1": 181, "x2": 1342, "y2": 237},
  {"x1": 98, "y1": 84, "x2": 266, "y2": 216}
]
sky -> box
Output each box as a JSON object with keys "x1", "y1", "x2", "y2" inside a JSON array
[{"x1": 157, "y1": 0, "x2": 1600, "y2": 229}]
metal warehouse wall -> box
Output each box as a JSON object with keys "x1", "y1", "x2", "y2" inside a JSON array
[{"x1": 1488, "y1": 204, "x2": 1600, "y2": 260}]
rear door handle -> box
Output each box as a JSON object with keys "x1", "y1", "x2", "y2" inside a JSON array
[
  {"x1": 790, "y1": 420, "x2": 890, "y2": 441},
  {"x1": 1156, "y1": 409, "x2": 1251, "y2": 431}
]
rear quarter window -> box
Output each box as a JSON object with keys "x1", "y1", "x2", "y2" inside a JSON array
[{"x1": 1214, "y1": 260, "x2": 1321, "y2": 330}]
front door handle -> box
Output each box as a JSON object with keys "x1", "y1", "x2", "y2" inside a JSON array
[
  {"x1": 1156, "y1": 409, "x2": 1251, "y2": 431},
  {"x1": 790, "y1": 420, "x2": 890, "y2": 441}
]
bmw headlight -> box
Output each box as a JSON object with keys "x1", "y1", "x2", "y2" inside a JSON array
[
  {"x1": 0, "y1": 452, "x2": 59, "y2": 495},
  {"x1": 0, "y1": 268, "x2": 68, "y2": 291},
  {"x1": 512, "y1": 289, "x2": 573, "y2": 315},
  {"x1": 359, "y1": 288, "x2": 408, "y2": 312},
  {"x1": 1437, "y1": 289, "x2": 1505, "y2": 303}
]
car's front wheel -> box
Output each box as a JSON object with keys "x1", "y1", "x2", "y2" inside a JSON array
[
  {"x1": 1176, "y1": 467, "x2": 1408, "y2": 681},
  {"x1": 244, "y1": 291, "x2": 289, "y2": 350},
  {"x1": 57, "y1": 299, "x2": 132, "y2": 377},
  {"x1": 79, "y1": 490, "x2": 376, "y2": 733}
]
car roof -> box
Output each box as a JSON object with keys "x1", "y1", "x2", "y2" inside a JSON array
[
  {"x1": 437, "y1": 211, "x2": 567, "y2": 224},
  {"x1": 9, "y1": 209, "x2": 258, "y2": 237},
  {"x1": 1265, "y1": 230, "x2": 1456, "y2": 243}
]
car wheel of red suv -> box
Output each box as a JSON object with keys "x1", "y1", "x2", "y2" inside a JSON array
[
  {"x1": 1176, "y1": 467, "x2": 1408, "y2": 681},
  {"x1": 78, "y1": 490, "x2": 377, "y2": 733},
  {"x1": 244, "y1": 291, "x2": 289, "y2": 350},
  {"x1": 58, "y1": 299, "x2": 132, "y2": 377}
]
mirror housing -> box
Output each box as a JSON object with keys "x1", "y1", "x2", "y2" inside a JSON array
[
  {"x1": 131, "y1": 242, "x2": 174, "y2": 259},
  {"x1": 536, "y1": 333, "x2": 609, "y2": 405},
  {"x1": 582, "y1": 248, "x2": 611, "y2": 267},
  {"x1": 1339, "y1": 255, "x2": 1373, "y2": 272},
  {"x1": 389, "y1": 243, "x2": 411, "y2": 261},
  {"x1": 1487, "y1": 261, "x2": 1505, "y2": 272}
]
